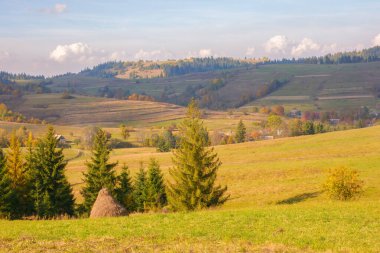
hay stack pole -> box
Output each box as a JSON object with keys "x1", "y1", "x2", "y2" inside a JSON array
[{"x1": 90, "y1": 188, "x2": 127, "y2": 218}]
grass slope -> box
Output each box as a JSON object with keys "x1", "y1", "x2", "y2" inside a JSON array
[
  {"x1": 48, "y1": 62, "x2": 380, "y2": 112},
  {"x1": 249, "y1": 62, "x2": 380, "y2": 111},
  {"x1": 1, "y1": 126, "x2": 379, "y2": 252},
  {"x1": 6, "y1": 93, "x2": 266, "y2": 129}
]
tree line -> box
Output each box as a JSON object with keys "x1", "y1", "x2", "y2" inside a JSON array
[
  {"x1": 0, "y1": 100, "x2": 228, "y2": 219},
  {"x1": 264, "y1": 46, "x2": 380, "y2": 65}
]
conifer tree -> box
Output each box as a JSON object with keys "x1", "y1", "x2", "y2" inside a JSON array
[
  {"x1": 81, "y1": 128, "x2": 118, "y2": 213},
  {"x1": 133, "y1": 163, "x2": 148, "y2": 212},
  {"x1": 32, "y1": 127, "x2": 74, "y2": 218},
  {"x1": 6, "y1": 132, "x2": 25, "y2": 189},
  {"x1": 146, "y1": 158, "x2": 167, "y2": 210},
  {"x1": 167, "y1": 99, "x2": 228, "y2": 211},
  {"x1": 115, "y1": 164, "x2": 135, "y2": 213},
  {"x1": 6, "y1": 132, "x2": 29, "y2": 217},
  {"x1": 235, "y1": 120, "x2": 246, "y2": 143},
  {"x1": 0, "y1": 149, "x2": 16, "y2": 219}
]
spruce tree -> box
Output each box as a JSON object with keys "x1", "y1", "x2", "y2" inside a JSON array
[
  {"x1": 235, "y1": 120, "x2": 246, "y2": 143},
  {"x1": 167, "y1": 99, "x2": 228, "y2": 211},
  {"x1": 133, "y1": 163, "x2": 148, "y2": 212},
  {"x1": 32, "y1": 127, "x2": 75, "y2": 218},
  {"x1": 81, "y1": 128, "x2": 118, "y2": 213},
  {"x1": 23, "y1": 131, "x2": 36, "y2": 215},
  {"x1": 146, "y1": 158, "x2": 167, "y2": 210},
  {"x1": 0, "y1": 149, "x2": 16, "y2": 219},
  {"x1": 6, "y1": 132, "x2": 29, "y2": 217},
  {"x1": 115, "y1": 164, "x2": 135, "y2": 213}
]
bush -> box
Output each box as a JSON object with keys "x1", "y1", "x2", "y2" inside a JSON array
[{"x1": 323, "y1": 167, "x2": 363, "y2": 200}]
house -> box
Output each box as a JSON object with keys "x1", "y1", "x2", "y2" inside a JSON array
[
  {"x1": 262, "y1": 135, "x2": 274, "y2": 140},
  {"x1": 329, "y1": 118, "x2": 340, "y2": 125},
  {"x1": 289, "y1": 109, "x2": 301, "y2": 118},
  {"x1": 54, "y1": 134, "x2": 67, "y2": 145}
]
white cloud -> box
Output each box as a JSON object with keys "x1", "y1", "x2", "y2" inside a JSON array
[
  {"x1": 198, "y1": 49, "x2": 212, "y2": 57},
  {"x1": 0, "y1": 51, "x2": 10, "y2": 60},
  {"x1": 134, "y1": 49, "x2": 172, "y2": 60},
  {"x1": 109, "y1": 51, "x2": 129, "y2": 61},
  {"x1": 372, "y1": 34, "x2": 380, "y2": 46},
  {"x1": 264, "y1": 35, "x2": 289, "y2": 54},
  {"x1": 49, "y1": 42, "x2": 92, "y2": 62},
  {"x1": 291, "y1": 38, "x2": 321, "y2": 57},
  {"x1": 39, "y1": 3, "x2": 67, "y2": 14},
  {"x1": 321, "y1": 43, "x2": 338, "y2": 54},
  {"x1": 246, "y1": 47, "x2": 255, "y2": 56}
]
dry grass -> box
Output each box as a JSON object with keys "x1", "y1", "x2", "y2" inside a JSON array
[{"x1": 90, "y1": 188, "x2": 127, "y2": 218}]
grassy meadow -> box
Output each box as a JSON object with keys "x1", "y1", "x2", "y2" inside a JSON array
[{"x1": 1, "y1": 125, "x2": 379, "y2": 252}]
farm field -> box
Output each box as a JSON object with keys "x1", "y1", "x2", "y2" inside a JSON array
[
  {"x1": 4, "y1": 93, "x2": 267, "y2": 140},
  {"x1": 43, "y1": 62, "x2": 380, "y2": 112},
  {"x1": 1, "y1": 125, "x2": 379, "y2": 252},
  {"x1": 246, "y1": 62, "x2": 380, "y2": 112}
]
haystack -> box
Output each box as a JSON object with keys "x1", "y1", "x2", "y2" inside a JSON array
[{"x1": 90, "y1": 188, "x2": 127, "y2": 218}]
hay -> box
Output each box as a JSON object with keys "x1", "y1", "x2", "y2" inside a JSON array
[{"x1": 90, "y1": 188, "x2": 127, "y2": 218}]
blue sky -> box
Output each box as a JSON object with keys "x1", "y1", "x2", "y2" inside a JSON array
[{"x1": 0, "y1": 0, "x2": 380, "y2": 75}]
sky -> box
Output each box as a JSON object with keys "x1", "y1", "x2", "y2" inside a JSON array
[{"x1": 0, "y1": 0, "x2": 380, "y2": 76}]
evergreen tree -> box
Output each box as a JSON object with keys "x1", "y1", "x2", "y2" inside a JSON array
[
  {"x1": 0, "y1": 149, "x2": 16, "y2": 219},
  {"x1": 23, "y1": 131, "x2": 36, "y2": 215},
  {"x1": 314, "y1": 122, "x2": 325, "y2": 134},
  {"x1": 115, "y1": 164, "x2": 135, "y2": 213},
  {"x1": 235, "y1": 120, "x2": 246, "y2": 143},
  {"x1": 146, "y1": 158, "x2": 167, "y2": 210},
  {"x1": 6, "y1": 132, "x2": 29, "y2": 217},
  {"x1": 167, "y1": 99, "x2": 228, "y2": 211},
  {"x1": 32, "y1": 127, "x2": 74, "y2": 218},
  {"x1": 81, "y1": 128, "x2": 118, "y2": 213},
  {"x1": 133, "y1": 163, "x2": 148, "y2": 212},
  {"x1": 303, "y1": 121, "x2": 315, "y2": 135},
  {"x1": 6, "y1": 132, "x2": 25, "y2": 189}
]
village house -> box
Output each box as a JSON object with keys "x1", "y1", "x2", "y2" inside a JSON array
[{"x1": 54, "y1": 134, "x2": 67, "y2": 145}]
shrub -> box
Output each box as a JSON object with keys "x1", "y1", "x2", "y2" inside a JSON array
[{"x1": 323, "y1": 167, "x2": 363, "y2": 200}]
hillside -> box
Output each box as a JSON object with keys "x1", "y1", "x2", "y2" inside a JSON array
[
  {"x1": 2, "y1": 48, "x2": 380, "y2": 112},
  {"x1": 8, "y1": 93, "x2": 186, "y2": 126},
  {"x1": 45, "y1": 61, "x2": 380, "y2": 111},
  {"x1": 1, "y1": 125, "x2": 380, "y2": 252},
  {"x1": 7, "y1": 93, "x2": 266, "y2": 128},
  {"x1": 248, "y1": 62, "x2": 380, "y2": 112}
]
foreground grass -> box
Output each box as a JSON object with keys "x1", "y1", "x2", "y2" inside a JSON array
[
  {"x1": 1, "y1": 126, "x2": 380, "y2": 252},
  {"x1": 1, "y1": 202, "x2": 380, "y2": 252}
]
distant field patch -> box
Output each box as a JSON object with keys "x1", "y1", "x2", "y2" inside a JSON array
[
  {"x1": 262, "y1": 96, "x2": 310, "y2": 101},
  {"x1": 294, "y1": 74, "x2": 331, "y2": 78},
  {"x1": 318, "y1": 95, "x2": 374, "y2": 100}
]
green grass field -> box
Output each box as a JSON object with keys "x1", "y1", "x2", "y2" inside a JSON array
[{"x1": 1, "y1": 125, "x2": 379, "y2": 252}]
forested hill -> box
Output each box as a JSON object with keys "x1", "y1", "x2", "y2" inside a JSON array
[
  {"x1": 267, "y1": 46, "x2": 380, "y2": 65},
  {"x1": 75, "y1": 57, "x2": 258, "y2": 79},
  {"x1": 1, "y1": 46, "x2": 380, "y2": 111},
  {"x1": 73, "y1": 46, "x2": 380, "y2": 79}
]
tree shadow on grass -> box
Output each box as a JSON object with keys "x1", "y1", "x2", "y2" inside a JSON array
[{"x1": 276, "y1": 191, "x2": 322, "y2": 205}]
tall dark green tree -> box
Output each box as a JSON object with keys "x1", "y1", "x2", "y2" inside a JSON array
[
  {"x1": 146, "y1": 158, "x2": 167, "y2": 210},
  {"x1": 115, "y1": 164, "x2": 135, "y2": 213},
  {"x1": 235, "y1": 120, "x2": 246, "y2": 143},
  {"x1": 0, "y1": 149, "x2": 16, "y2": 219},
  {"x1": 32, "y1": 127, "x2": 75, "y2": 218},
  {"x1": 133, "y1": 163, "x2": 148, "y2": 212},
  {"x1": 167, "y1": 99, "x2": 228, "y2": 211},
  {"x1": 81, "y1": 128, "x2": 118, "y2": 213}
]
